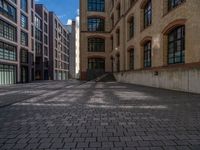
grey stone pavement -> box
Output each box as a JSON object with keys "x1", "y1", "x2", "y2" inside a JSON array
[{"x1": 0, "y1": 80, "x2": 200, "y2": 150}]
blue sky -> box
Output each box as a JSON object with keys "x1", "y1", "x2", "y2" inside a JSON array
[{"x1": 35, "y1": 0, "x2": 79, "y2": 25}]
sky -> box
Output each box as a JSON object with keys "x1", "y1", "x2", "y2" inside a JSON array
[{"x1": 35, "y1": 0, "x2": 79, "y2": 25}]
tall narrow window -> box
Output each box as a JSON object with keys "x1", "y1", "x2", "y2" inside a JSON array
[
  {"x1": 128, "y1": 16, "x2": 134, "y2": 39},
  {"x1": 111, "y1": 14, "x2": 114, "y2": 28},
  {"x1": 21, "y1": 14, "x2": 28, "y2": 29},
  {"x1": 111, "y1": 36, "x2": 113, "y2": 51},
  {"x1": 88, "y1": 0, "x2": 105, "y2": 12},
  {"x1": 20, "y1": 49, "x2": 28, "y2": 64},
  {"x1": 116, "y1": 29, "x2": 120, "y2": 46},
  {"x1": 21, "y1": 0, "x2": 27, "y2": 12},
  {"x1": 117, "y1": 3, "x2": 121, "y2": 20},
  {"x1": 144, "y1": 41, "x2": 151, "y2": 68},
  {"x1": 21, "y1": 31, "x2": 28, "y2": 46},
  {"x1": 144, "y1": 0, "x2": 152, "y2": 28},
  {"x1": 129, "y1": 49, "x2": 134, "y2": 70},
  {"x1": 168, "y1": 26, "x2": 185, "y2": 64}
]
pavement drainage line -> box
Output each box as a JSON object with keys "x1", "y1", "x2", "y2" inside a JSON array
[{"x1": 0, "y1": 81, "x2": 88, "y2": 109}]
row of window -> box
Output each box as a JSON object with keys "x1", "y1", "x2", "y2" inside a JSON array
[
  {"x1": 0, "y1": 40, "x2": 30, "y2": 64},
  {"x1": 0, "y1": 19, "x2": 29, "y2": 46},
  {"x1": 0, "y1": 0, "x2": 17, "y2": 22},
  {"x1": 0, "y1": 64, "x2": 17, "y2": 85},
  {"x1": 127, "y1": 26, "x2": 185, "y2": 70},
  {"x1": 0, "y1": 41, "x2": 17, "y2": 61},
  {"x1": 88, "y1": 0, "x2": 105, "y2": 12},
  {"x1": 0, "y1": 19, "x2": 17, "y2": 42}
]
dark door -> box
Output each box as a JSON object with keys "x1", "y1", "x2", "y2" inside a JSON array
[
  {"x1": 21, "y1": 66, "x2": 28, "y2": 83},
  {"x1": 44, "y1": 70, "x2": 49, "y2": 80},
  {"x1": 87, "y1": 58, "x2": 105, "y2": 80}
]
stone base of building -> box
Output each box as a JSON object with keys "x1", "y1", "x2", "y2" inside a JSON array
[{"x1": 114, "y1": 64, "x2": 200, "y2": 94}]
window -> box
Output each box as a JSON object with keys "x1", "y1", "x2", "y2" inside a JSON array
[
  {"x1": 21, "y1": 0, "x2": 27, "y2": 12},
  {"x1": 44, "y1": 46, "x2": 48, "y2": 56},
  {"x1": 44, "y1": 24, "x2": 47, "y2": 33},
  {"x1": 111, "y1": 36, "x2": 113, "y2": 51},
  {"x1": 0, "y1": 41, "x2": 17, "y2": 61},
  {"x1": 144, "y1": 0, "x2": 152, "y2": 28},
  {"x1": 129, "y1": 0, "x2": 135, "y2": 7},
  {"x1": 44, "y1": 35, "x2": 48, "y2": 45},
  {"x1": 35, "y1": 29, "x2": 42, "y2": 41},
  {"x1": 31, "y1": 39, "x2": 34, "y2": 51},
  {"x1": 0, "y1": 64, "x2": 17, "y2": 85},
  {"x1": 31, "y1": 25, "x2": 34, "y2": 37},
  {"x1": 21, "y1": 49, "x2": 28, "y2": 63},
  {"x1": 0, "y1": 19, "x2": 17, "y2": 42},
  {"x1": 88, "y1": 58, "x2": 105, "y2": 70},
  {"x1": 144, "y1": 41, "x2": 151, "y2": 68},
  {"x1": 116, "y1": 29, "x2": 120, "y2": 46},
  {"x1": 88, "y1": 37, "x2": 105, "y2": 52},
  {"x1": 168, "y1": 0, "x2": 184, "y2": 10},
  {"x1": 129, "y1": 49, "x2": 134, "y2": 69},
  {"x1": 44, "y1": 12, "x2": 48, "y2": 22},
  {"x1": 111, "y1": 14, "x2": 114, "y2": 28},
  {"x1": 128, "y1": 16, "x2": 134, "y2": 39},
  {"x1": 31, "y1": 11, "x2": 34, "y2": 23},
  {"x1": 168, "y1": 26, "x2": 185, "y2": 64},
  {"x1": 88, "y1": 0, "x2": 105, "y2": 12},
  {"x1": 35, "y1": 42, "x2": 42, "y2": 55},
  {"x1": 116, "y1": 54, "x2": 120, "y2": 72},
  {"x1": 21, "y1": 31, "x2": 28, "y2": 46},
  {"x1": 88, "y1": 18, "x2": 105, "y2": 32},
  {"x1": 35, "y1": 16, "x2": 42, "y2": 29},
  {"x1": 0, "y1": 0, "x2": 17, "y2": 22},
  {"x1": 31, "y1": 0, "x2": 34, "y2": 8},
  {"x1": 21, "y1": 14, "x2": 28, "y2": 29},
  {"x1": 117, "y1": 3, "x2": 121, "y2": 20}
]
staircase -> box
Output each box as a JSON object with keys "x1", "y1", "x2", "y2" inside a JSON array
[{"x1": 95, "y1": 73, "x2": 116, "y2": 82}]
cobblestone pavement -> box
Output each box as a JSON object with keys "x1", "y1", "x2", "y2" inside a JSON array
[{"x1": 0, "y1": 81, "x2": 200, "y2": 150}]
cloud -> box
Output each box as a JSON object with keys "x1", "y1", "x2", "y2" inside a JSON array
[
  {"x1": 67, "y1": 19, "x2": 72, "y2": 25},
  {"x1": 77, "y1": 9, "x2": 80, "y2": 15}
]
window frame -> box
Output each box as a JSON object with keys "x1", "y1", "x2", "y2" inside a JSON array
[
  {"x1": 88, "y1": 17, "x2": 105, "y2": 32},
  {"x1": 88, "y1": 0, "x2": 105, "y2": 12},
  {"x1": 144, "y1": 0, "x2": 152, "y2": 29},
  {"x1": 88, "y1": 37, "x2": 105, "y2": 52},
  {"x1": 129, "y1": 48, "x2": 134, "y2": 70},
  {"x1": 144, "y1": 41, "x2": 152, "y2": 68},
  {"x1": 168, "y1": 25, "x2": 185, "y2": 64}
]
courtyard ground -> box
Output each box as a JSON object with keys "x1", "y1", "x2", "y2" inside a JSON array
[{"x1": 0, "y1": 81, "x2": 200, "y2": 150}]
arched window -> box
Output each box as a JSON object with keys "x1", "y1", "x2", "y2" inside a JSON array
[
  {"x1": 88, "y1": 37, "x2": 105, "y2": 52},
  {"x1": 144, "y1": 41, "x2": 151, "y2": 68},
  {"x1": 168, "y1": 26, "x2": 185, "y2": 64},
  {"x1": 144, "y1": 0, "x2": 152, "y2": 28},
  {"x1": 88, "y1": 17, "x2": 105, "y2": 32}
]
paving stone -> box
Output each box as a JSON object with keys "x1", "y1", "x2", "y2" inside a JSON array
[{"x1": 0, "y1": 81, "x2": 200, "y2": 150}]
